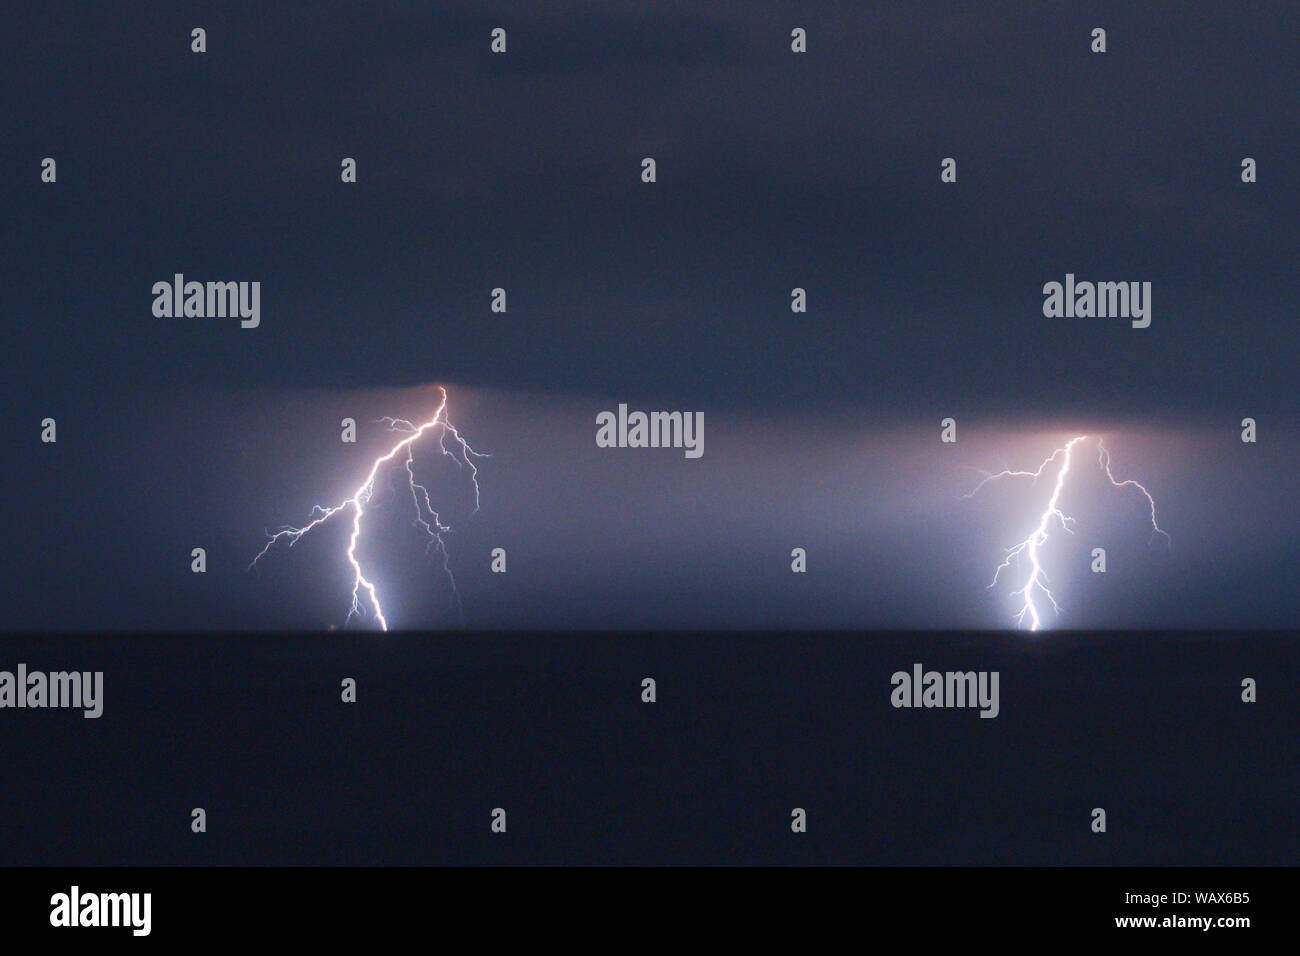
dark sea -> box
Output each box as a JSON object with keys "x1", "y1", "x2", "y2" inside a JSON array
[{"x1": 1, "y1": 631, "x2": 1294, "y2": 865}]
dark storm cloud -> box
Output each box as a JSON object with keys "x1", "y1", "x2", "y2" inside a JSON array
[
  {"x1": 7, "y1": 1, "x2": 1295, "y2": 420},
  {"x1": 2, "y1": 2, "x2": 1296, "y2": 630}
]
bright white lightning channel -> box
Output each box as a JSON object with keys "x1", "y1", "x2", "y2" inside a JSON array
[
  {"x1": 965, "y1": 436, "x2": 1168, "y2": 631},
  {"x1": 249, "y1": 386, "x2": 484, "y2": 631}
]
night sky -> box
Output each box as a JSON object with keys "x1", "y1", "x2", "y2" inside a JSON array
[{"x1": 4, "y1": 1, "x2": 1297, "y2": 632}]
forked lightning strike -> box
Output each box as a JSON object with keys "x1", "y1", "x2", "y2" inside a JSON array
[
  {"x1": 249, "y1": 386, "x2": 483, "y2": 630},
  {"x1": 965, "y1": 435, "x2": 1167, "y2": 631}
]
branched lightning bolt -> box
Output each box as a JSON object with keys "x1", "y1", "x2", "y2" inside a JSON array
[
  {"x1": 1098, "y1": 439, "x2": 1169, "y2": 548},
  {"x1": 249, "y1": 386, "x2": 485, "y2": 630},
  {"x1": 964, "y1": 435, "x2": 1168, "y2": 632}
]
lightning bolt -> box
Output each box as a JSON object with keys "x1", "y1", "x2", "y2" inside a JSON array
[
  {"x1": 965, "y1": 435, "x2": 1168, "y2": 631},
  {"x1": 1098, "y1": 438, "x2": 1170, "y2": 549},
  {"x1": 249, "y1": 386, "x2": 484, "y2": 631}
]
